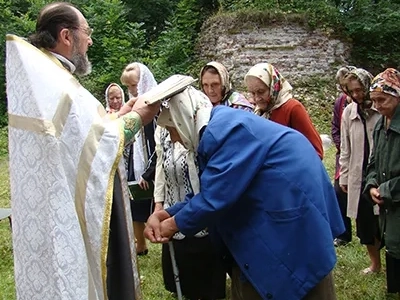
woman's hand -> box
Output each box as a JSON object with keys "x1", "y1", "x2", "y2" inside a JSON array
[
  {"x1": 340, "y1": 184, "x2": 348, "y2": 193},
  {"x1": 144, "y1": 210, "x2": 171, "y2": 243},
  {"x1": 138, "y1": 177, "x2": 149, "y2": 190},
  {"x1": 370, "y1": 187, "x2": 383, "y2": 205},
  {"x1": 160, "y1": 217, "x2": 178, "y2": 240}
]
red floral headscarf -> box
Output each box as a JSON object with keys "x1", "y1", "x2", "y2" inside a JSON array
[{"x1": 370, "y1": 68, "x2": 400, "y2": 98}]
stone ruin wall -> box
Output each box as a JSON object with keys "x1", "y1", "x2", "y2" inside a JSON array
[{"x1": 196, "y1": 15, "x2": 351, "y2": 89}]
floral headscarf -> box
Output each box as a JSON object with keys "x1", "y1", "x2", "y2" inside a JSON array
[
  {"x1": 157, "y1": 85, "x2": 212, "y2": 194},
  {"x1": 244, "y1": 63, "x2": 293, "y2": 119},
  {"x1": 370, "y1": 68, "x2": 400, "y2": 98},
  {"x1": 105, "y1": 83, "x2": 125, "y2": 113}
]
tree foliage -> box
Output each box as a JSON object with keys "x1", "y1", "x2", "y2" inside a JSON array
[
  {"x1": 122, "y1": 0, "x2": 180, "y2": 43},
  {"x1": 149, "y1": 0, "x2": 203, "y2": 80},
  {"x1": 0, "y1": 0, "x2": 38, "y2": 126},
  {"x1": 76, "y1": 0, "x2": 148, "y2": 101},
  {"x1": 343, "y1": 1, "x2": 400, "y2": 73}
]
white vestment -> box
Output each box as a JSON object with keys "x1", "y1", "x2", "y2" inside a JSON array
[{"x1": 6, "y1": 35, "x2": 141, "y2": 300}]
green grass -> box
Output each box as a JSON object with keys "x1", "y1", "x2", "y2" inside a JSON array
[{"x1": 0, "y1": 130, "x2": 395, "y2": 300}]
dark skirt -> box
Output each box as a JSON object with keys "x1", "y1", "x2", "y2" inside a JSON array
[
  {"x1": 129, "y1": 198, "x2": 153, "y2": 222},
  {"x1": 334, "y1": 179, "x2": 352, "y2": 242},
  {"x1": 162, "y1": 236, "x2": 226, "y2": 300},
  {"x1": 386, "y1": 252, "x2": 400, "y2": 294},
  {"x1": 356, "y1": 193, "x2": 380, "y2": 245}
]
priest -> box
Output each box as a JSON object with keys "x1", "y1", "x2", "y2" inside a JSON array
[{"x1": 6, "y1": 2, "x2": 159, "y2": 300}]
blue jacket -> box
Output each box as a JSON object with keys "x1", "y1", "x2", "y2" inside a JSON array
[{"x1": 167, "y1": 106, "x2": 344, "y2": 299}]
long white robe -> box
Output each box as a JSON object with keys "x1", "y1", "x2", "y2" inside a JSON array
[{"x1": 6, "y1": 35, "x2": 141, "y2": 300}]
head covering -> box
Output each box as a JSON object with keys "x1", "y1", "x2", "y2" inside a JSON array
[
  {"x1": 343, "y1": 68, "x2": 373, "y2": 111},
  {"x1": 199, "y1": 61, "x2": 231, "y2": 100},
  {"x1": 336, "y1": 65, "x2": 357, "y2": 91},
  {"x1": 370, "y1": 68, "x2": 400, "y2": 98},
  {"x1": 136, "y1": 63, "x2": 158, "y2": 97},
  {"x1": 335, "y1": 65, "x2": 356, "y2": 83},
  {"x1": 157, "y1": 85, "x2": 212, "y2": 193},
  {"x1": 244, "y1": 63, "x2": 293, "y2": 119},
  {"x1": 105, "y1": 83, "x2": 125, "y2": 113},
  {"x1": 345, "y1": 68, "x2": 373, "y2": 94}
]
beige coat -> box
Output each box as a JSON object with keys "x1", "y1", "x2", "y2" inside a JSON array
[{"x1": 339, "y1": 102, "x2": 381, "y2": 218}]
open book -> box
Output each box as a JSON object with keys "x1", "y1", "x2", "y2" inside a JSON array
[{"x1": 142, "y1": 74, "x2": 197, "y2": 105}]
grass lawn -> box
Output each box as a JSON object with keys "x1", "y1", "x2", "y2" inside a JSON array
[{"x1": 0, "y1": 133, "x2": 395, "y2": 300}]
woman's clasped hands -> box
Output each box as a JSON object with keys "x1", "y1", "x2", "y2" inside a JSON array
[{"x1": 144, "y1": 210, "x2": 179, "y2": 243}]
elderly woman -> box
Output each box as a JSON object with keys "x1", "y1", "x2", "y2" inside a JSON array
[
  {"x1": 365, "y1": 68, "x2": 400, "y2": 294},
  {"x1": 200, "y1": 61, "x2": 254, "y2": 111},
  {"x1": 331, "y1": 66, "x2": 356, "y2": 247},
  {"x1": 339, "y1": 68, "x2": 382, "y2": 274},
  {"x1": 244, "y1": 63, "x2": 323, "y2": 159},
  {"x1": 120, "y1": 62, "x2": 158, "y2": 256},
  {"x1": 153, "y1": 87, "x2": 226, "y2": 300},
  {"x1": 105, "y1": 83, "x2": 125, "y2": 113}
]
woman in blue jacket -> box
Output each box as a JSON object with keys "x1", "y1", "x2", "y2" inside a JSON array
[{"x1": 145, "y1": 84, "x2": 344, "y2": 300}]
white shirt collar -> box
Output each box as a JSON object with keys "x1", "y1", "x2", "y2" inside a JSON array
[{"x1": 50, "y1": 51, "x2": 76, "y2": 74}]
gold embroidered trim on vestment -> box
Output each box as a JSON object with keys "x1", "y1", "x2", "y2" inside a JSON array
[{"x1": 101, "y1": 121, "x2": 125, "y2": 298}]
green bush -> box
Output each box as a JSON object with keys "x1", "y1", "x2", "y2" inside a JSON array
[
  {"x1": 344, "y1": 1, "x2": 400, "y2": 73},
  {"x1": 148, "y1": 0, "x2": 212, "y2": 81},
  {"x1": 76, "y1": 0, "x2": 148, "y2": 102},
  {"x1": 0, "y1": 0, "x2": 38, "y2": 127}
]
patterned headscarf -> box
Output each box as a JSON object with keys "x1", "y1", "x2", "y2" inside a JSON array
[
  {"x1": 199, "y1": 61, "x2": 231, "y2": 100},
  {"x1": 336, "y1": 65, "x2": 357, "y2": 90},
  {"x1": 244, "y1": 63, "x2": 293, "y2": 119},
  {"x1": 370, "y1": 68, "x2": 400, "y2": 98},
  {"x1": 105, "y1": 83, "x2": 125, "y2": 113},
  {"x1": 157, "y1": 85, "x2": 212, "y2": 194},
  {"x1": 344, "y1": 68, "x2": 374, "y2": 114},
  {"x1": 344, "y1": 68, "x2": 373, "y2": 97}
]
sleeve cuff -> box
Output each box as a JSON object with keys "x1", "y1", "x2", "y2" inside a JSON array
[
  {"x1": 154, "y1": 197, "x2": 164, "y2": 203},
  {"x1": 379, "y1": 182, "x2": 392, "y2": 203},
  {"x1": 165, "y1": 201, "x2": 187, "y2": 217}
]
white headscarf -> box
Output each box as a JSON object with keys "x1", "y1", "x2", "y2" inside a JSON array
[
  {"x1": 157, "y1": 85, "x2": 212, "y2": 193},
  {"x1": 136, "y1": 63, "x2": 158, "y2": 97},
  {"x1": 104, "y1": 83, "x2": 125, "y2": 113}
]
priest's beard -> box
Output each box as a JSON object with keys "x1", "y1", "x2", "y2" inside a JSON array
[{"x1": 71, "y1": 35, "x2": 92, "y2": 76}]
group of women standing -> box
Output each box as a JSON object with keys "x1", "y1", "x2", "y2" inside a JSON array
[
  {"x1": 105, "y1": 58, "x2": 400, "y2": 298},
  {"x1": 332, "y1": 66, "x2": 400, "y2": 295}
]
